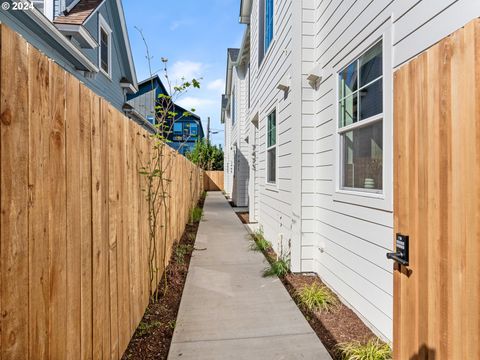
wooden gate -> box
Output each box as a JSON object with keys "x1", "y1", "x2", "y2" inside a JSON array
[{"x1": 393, "y1": 19, "x2": 480, "y2": 359}]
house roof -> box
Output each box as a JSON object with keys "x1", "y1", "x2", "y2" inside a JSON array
[
  {"x1": 54, "y1": 0, "x2": 103, "y2": 25},
  {"x1": 228, "y1": 48, "x2": 240, "y2": 63}
]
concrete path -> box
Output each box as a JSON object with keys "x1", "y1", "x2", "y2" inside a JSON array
[{"x1": 167, "y1": 192, "x2": 331, "y2": 360}]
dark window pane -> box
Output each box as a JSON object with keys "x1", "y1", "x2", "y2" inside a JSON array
[
  {"x1": 359, "y1": 79, "x2": 382, "y2": 120},
  {"x1": 101, "y1": 29, "x2": 109, "y2": 73},
  {"x1": 339, "y1": 62, "x2": 357, "y2": 99},
  {"x1": 267, "y1": 111, "x2": 276, "y2": 147},
  {"x1": 339, "y1": 94, "x2": 358, "y2": 127},
  {"x1": 190, "y1": 123, "x2": 198, "y2": 136},
  {"x1": 173, "y1": 122, "x2": 182, "y2": 134},
  {"x1": 342, "y1": 121, "x2": 383, "y2": 190},
  {"x1": 265, "y1": 0, "x2": 274, "y2": 52},
  {"x1": 267, "y1": 147, "x2": 276, "y2": 183},
  {"x1": 360, "y1": 41, "x2": 382, "y2": 87}
]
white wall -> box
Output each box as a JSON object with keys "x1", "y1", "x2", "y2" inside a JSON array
[
  {"x1": 302, "y1": 0, "x2": 480, "y2": 342},
  {"x1": 249, "y1": 0, "x2": 303, "y2": 259},
  {"x1": 227, "y1": 0, "x2": 480, "y2": 344}
]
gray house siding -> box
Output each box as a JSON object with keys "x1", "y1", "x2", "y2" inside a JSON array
[{"x1": 0, "y1": 0, "x2": 135, "y2": 112}]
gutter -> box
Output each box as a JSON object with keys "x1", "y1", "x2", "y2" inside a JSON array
[{"x1": 23, "y1": 2, "x2": 99, "y2": 73}]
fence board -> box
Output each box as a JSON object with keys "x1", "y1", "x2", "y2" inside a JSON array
[
  {"x1": 0, "y1": 24, "x2": 203, "y2": 359},
  {"x1": 0, "y1": 24, "x2": 30, "y2": 359},
  {"x1": 28, "y1": 44, "x2": 49, "y2": 360},
  {"x1": 204, "y1": 171, "x2": 224, "y2": 191},
  {"x1": 48, "y1": 59, "x2": 68, "y2": 360},
  {"x1": 66, "y1": 72, "x2": 82, "y2": 360},
  {"x1": 79, "y1": 85, "x2": 93, "y2": 360}
]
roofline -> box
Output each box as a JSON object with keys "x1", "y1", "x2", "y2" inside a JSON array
[
  {"x1": 81, "y1": 0, "x2": 138, "y2": 91},
  {"x1": 239, "y1": 0, "x2": 252, "y2": 24},
  {"x1": 24, "y1": 2, "x2": 99, "y2": 72},
  {"x1": 115, "y1": 0, "x2": 138, "y2": 91},
  {"x1": 65, "y1": 0, "x2": 81, "y2": 13}
]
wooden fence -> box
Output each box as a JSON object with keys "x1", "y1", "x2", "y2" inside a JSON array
[
  {"x1": 203, "y1": 171, "x2": 224, "y2": 191},
  {"x1": 393, "y1": 19, "x2": 480, "y2": 360},
  {"x1": 0, "y1": 24, "x2": 203, "y2": 360}
]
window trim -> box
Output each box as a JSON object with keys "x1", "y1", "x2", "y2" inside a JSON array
[
  {"x1": 258, "y1": 0, "x2": 275, "y2": 67},
  {"x1": 231, "y1": 87, "x2": 236, "y2": 126},
  {"x1": 333, "y1": 23, "x2": 393, "y2": 211},
  {"x1": 32, "y1": 0, "x2": 54, "y2": 20},
  {"x1": 265, "y1": 107, "x2": 278, "y2": 187},
  {"x1": 98, "y1": 14, "x2": 112, "y2": 79}
]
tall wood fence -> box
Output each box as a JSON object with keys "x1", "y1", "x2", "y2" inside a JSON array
[
  {"x1": 0, "y1": 24, "x2": 203, "y2": 360},
  {"x1": 203, "y1": 171, "x2": 224, "y2": 191}
]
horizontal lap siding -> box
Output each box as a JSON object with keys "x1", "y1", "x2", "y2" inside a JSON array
[
  {"x1": 250, "y1": 0, "x2": 295, "y2": 255},
  {"x1": 301, "y1": 0, "x2": 480, "y2": 341},
  {"x1": 0, "y1": 24, "x2": 204, "y2": 360}
]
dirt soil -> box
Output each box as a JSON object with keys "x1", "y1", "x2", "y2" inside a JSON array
[
  {"x1": 261, "y1": 243, "x2": 377, "y2": 359},
  {"x1": 282, "y1": 274, "x2": 377, "y2": 359},
  {"x1": 122, "y1": 195, "x2": 205, "y2": 360},
  {"x1": 236, "y1": 211, "x2": 249, "y2": 224}
]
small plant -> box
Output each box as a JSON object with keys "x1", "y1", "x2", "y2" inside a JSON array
[
  {"x1": 136, "y1": 320, "x2": 162, "y2": 337},
  {"x1": 167, "y1": 320, "x2": 176, "y2": 330},
  {"x1": 297, "y1": 283, "x2": 338, "y2": 313},
  {"x1": 250, "y1": 229, "x2": 271, "y2": 252},
  {"x1": 337, "y1": 339, "x2": 392, "y2": 360},
  {"x1": 190, "y1": 206, "x2": 203, "y2": 223},
  {"x1": 263, "y1": 256, "x2": 290, "y2": 277},
  {"x1": 175, "y1": 244, "x2": 193, "y2": 265}
]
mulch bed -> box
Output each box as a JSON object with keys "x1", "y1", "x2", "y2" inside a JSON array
[
  {"x1": 260, "y1": 241, "x2": 377, "y2": 359},
  {"x1": 236, "y1": 211, "x2": 249, "y2": 224},
  {"x1": 122, "y1": 195, "x2": 205, "y2": 360}
]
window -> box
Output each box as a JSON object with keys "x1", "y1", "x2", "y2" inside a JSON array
[
  {"x1": 258, "y1": 0, "x2": 274, "y2": 64},
  {"x1": 32, "y1": 0, "x2": 53, "y2": 20},
  {"x1": 231, "y1": 89, "x2": 236, "y2": 125},
  {"x1": 173, "y1": 122, "x2": 182, "y2": 135},
  {"x1": 190, "y1": 123, "x2": 198, "y2": 137},
  {"x1": 98, "y1": 15, "x2": 112, "y2": 77},
  {"x1": 266, "y1": 110, "x2": 276, "y2": 184},
  {"x1": 338, "y1": 41, "x2": 383, "y2": 192}
]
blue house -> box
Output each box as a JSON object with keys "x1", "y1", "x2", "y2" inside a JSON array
[
  {"x1": 0, "y1": 0, "x2": 153, "y2": 131},
  {"x1": 127, "y1": 75, "x2": 205, "y2": 155}
]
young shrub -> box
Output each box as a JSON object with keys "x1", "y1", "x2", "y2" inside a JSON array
[
  {"x1": 337, "y1": 339, "x2": 392, "y2": 360},
  {"x1": 297, "y1": 283, "x2": 338, "y2": 313},
  {"x1": 249, "y1": 229, "x2": 271, "y2": 252},
  {"x1": 263, "y1": 257, "x2": 290, "y2": 277},
  {"x1": 190, "y1": 206, "x2": 203, "y2": 223},
  {"x1": 174, "y1": 244, "x2": 193, "y2": 265}
]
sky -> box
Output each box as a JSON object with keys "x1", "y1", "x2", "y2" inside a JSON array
[{"x1": 123, "y1": 0, "x2": 245, "y2": 147}]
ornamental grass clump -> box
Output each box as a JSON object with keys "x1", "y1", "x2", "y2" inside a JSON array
[
  {"x1": 337, "y1": 338, "x2": 392, "y2": 360},
  {"x1": 297, "y1": 283, "x2": 338, "y2": 313},
  {"x1": 249, "y1": 229, "x2": 271, "y2": 252},
  {"x1": 263, "y1": 256, "x2": 290, "y2": 277}
]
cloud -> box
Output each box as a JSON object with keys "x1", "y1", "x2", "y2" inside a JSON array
[
  {"x1": 176, "y1": 96, "x2": 216, "y2": 110},
  {"x1": 169, "y1": 61, "x2": 204, "y2": 83},
  {"x1": 207, "y1": 78, "x2": 225, "y2": 92},
  {"x1": 169, "y1": 19, "x2": 192, "y2": 31}
]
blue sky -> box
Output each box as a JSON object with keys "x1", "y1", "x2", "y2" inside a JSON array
[{"x1": 123, "y1": 0, "x2": 244, "y2": 146}]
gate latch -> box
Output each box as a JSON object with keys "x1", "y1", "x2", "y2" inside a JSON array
[{"x1": 387, "y1": 234, "x2": 409, "y2": 266}]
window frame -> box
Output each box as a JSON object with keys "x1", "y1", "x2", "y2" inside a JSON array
[
  {"x1": 258, "y1": 0, "x2": 275, "y2": 66},
  {"x1": 333, "y1": 24, "x2": 393, "y2": 211},
  {"x1": 32, "y1": 0, "x2": 54, "y2": 20},
  {"x1": 265, "y1": 107, "x2": 278, "y2": 187},
  {"x1": 338, "y1": 40, "x2": 384, "y2": 194},
  {"x1": 231, "y1": 87, "x2": 236, "y2": 126},
  {"x1": 98, "y1": 14, "x2": 112, "y2": 79}
]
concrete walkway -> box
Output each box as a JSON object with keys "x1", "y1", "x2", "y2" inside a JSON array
[{"x1": 168, "y1": 192, "x2": 331, "y2": 360}]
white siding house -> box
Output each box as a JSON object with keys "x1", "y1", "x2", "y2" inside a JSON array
[{"x1": 224, "y1": 0, "x2": 480, "y2": 342}]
